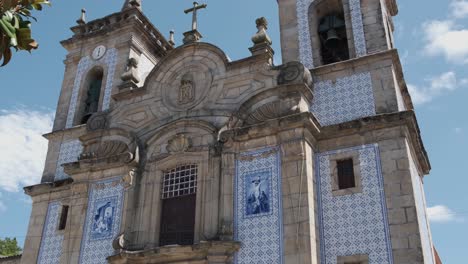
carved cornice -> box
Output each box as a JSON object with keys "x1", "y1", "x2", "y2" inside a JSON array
[{"x1": 108, "y1": 241, "x2": 241, "y2": 263}]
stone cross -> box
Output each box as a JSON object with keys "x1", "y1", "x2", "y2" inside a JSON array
[{"x1": 184, "y1": 2, "x2": 207, "y2": 31}]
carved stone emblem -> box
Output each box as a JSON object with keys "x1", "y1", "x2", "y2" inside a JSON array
[
  {"x1": 166, "y1": 134, "x2": 192, "y2": 153},
  {"x1": 178, "y1": 74, "x2": 195, "y2": 105}
]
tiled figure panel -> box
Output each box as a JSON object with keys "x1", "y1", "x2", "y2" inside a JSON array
[
  {"x1": 316, "y1": 144, "x2": 393, "y2": 264},
  {"x1": 79, "y1": 178, "x2": 124, "y2": 264},
  {"x1": 234, "y1": 147, "x2": 283, "y2": 264},
  {"x1": 296, "y1": 0, "x2": 367, "y2": 68},
  {"x1": 408, "y1": 143, "x2": 435, "y2": 264},
  {"x1": 311, "y1": 72, "x2": 376, "y2": 126},
  {"x1": 66, "y1": 48, "x2": 117, "y2": 128},
  {"x1": 55, "y1": 140, "x2": 83, "y2": 181},
  {"x1": 37, "y1": 201, "x2": 64, "y2": 264}
]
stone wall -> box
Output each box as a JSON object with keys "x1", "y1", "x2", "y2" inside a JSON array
[{"x1": 0, "y1": 256, "x2": 21, "y2": 264}]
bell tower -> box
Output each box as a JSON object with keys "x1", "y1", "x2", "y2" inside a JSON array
[
  {"x1": 21, "y1": 2, "x2": 173, "y2": 263},
  {"x1": 277, "y1": 0, "x2": 436, "y2": 264}
]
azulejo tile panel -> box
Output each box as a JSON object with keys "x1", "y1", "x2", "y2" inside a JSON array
[
  {"x1": 349, "y1": 0, "x2": 367, "y2": 56},
  {"x1": 311, "y1": 72, "x2": 376, "y2": 126},
  {"x1": 316, "y1": 144, "x2": 393, "y2": 264},
  {"x1": 408, "y1": 146, "x2": 435, "y2": 264},
  {"x1": 37, "y1": 201, "x2": 64, "y2": 264},
  {"x1": 65, "y1": 48, "x2": 117, "y2": 128},
  {"x1": 79, "y1": 178, "x2": 125, "y2": 264},
  {"x1": 55, "y1": 140, "x2": 83, "y2": 181},
  {"x1": 234, "y1": 147, "x2": 283, "y2": 264},
  {"x1": 296, "y1": 0, "x2": 367, "y2": 68}
]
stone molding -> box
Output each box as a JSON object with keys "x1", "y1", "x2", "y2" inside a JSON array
[{"x1": 107, "y1": 241, "x2": 241, "y2": 264}]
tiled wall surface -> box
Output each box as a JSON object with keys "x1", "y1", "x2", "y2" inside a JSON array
[
  {"x1": 79, "y1": 178, "x2": 124, "y2": 264},
  {"x1": 37, "y1": 201, "x2": 64, "y2": 264},
  {"x1": 296, "y1": 0, "x2": 367, "y2": 68},
  {"x1": 234, "y1": 147, "x2": 283, "y2": 264},
  {"x1": 55, "y1": 140, "x2": 83, "y2": 181},
  {"x1": 311, "y1": 72, "x2": 376, "y2": 126},
  {"x1": 408, "y1": 145, "x2": 435, "y2": 264},
  {"x1": 65, "y1": 49, "x2": 117, "y2": 128},
  {"x1": 316, "y1": 144, "x2": 393, "y2": 264}
]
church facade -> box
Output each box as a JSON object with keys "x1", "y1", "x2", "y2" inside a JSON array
[{"x1": 20, "y1": 0, "x2": 437, "y2": 263}]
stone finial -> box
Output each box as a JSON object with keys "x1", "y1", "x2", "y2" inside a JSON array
[
  {"x1": 76, "y1": 9, "x2": 86, "y2": 25},
  {"x1": 119, "y1": 57, "x2": 140, "y2": 91},
  {"x1": 122, "y1": 0, "x2": 142, "y2": 11},
  {"x1": 169, "y1": 30, "x2": 175, "y2": 46},
  {"x1": 249, "y1": 17, "x2": 274, "y2": 58}
]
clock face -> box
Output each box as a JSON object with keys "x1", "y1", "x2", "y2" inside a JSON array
[{"x1": 92, "y1": 45, "x2": 106, "y2": 60}]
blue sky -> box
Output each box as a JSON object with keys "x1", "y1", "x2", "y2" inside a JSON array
[{"x1": 0, "y1": 0, "x2": 467, "y2": 263}]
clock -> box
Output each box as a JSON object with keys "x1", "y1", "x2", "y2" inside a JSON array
[{"x1": 92, "y1": 45, "x2": 107, "y2": 60}]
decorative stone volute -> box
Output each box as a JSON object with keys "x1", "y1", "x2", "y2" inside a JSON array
[
  {"x1": 249, "y1": 17, "x2": 274, "y2": 58},
  {"x1": 277, "y1": 61, "x2": 313, "y2": 87},
  {"x1": 86, "y1": 111, "x2": 109, "y2": 131}
]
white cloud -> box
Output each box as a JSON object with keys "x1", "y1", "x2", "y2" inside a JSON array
[
  {"x1": 0, "y1": 192, "x2": 5, "y2": 212},
  {"x1": 0, "y1": 109, "x2": 53, "y2": 192},
  {"x1": 408, "y1": 72, "x2": 464, "y2": 105},
  {"x1": 422, "y1": 20, "x2": 468, "y2": 64},
  {"x1": 427, "y1": 205, "x2": 462, "y2": 223},
  {"x1": 451, "y1": 0, "x2": 468, "y2": 18}
]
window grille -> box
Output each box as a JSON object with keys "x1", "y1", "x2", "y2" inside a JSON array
[{"x1": 162, "y1": 164, "x2": 198, "y2": 199}]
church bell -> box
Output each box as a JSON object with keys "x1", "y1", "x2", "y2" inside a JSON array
[{"x1": 319, "y1": 15, "x2": 346, "y2": 49}]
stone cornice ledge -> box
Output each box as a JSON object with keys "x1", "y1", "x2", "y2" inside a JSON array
[
  {"x1": 108, "y1": 241, "x2": 241, "y2": 263},
  {"x1": 319, "y1": 110, "x2": 431, "y2": 175},
  {"x1": 23, "y1": 178, "x2": 73, "y2": 197}
]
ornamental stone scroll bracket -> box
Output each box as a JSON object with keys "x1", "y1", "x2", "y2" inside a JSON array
[
  {"x1": 86, "y1": 110, "x2": 110, "y2": 131},
  {"x1": 276, "y1": 61, "x2": 313, "y2": 88}
]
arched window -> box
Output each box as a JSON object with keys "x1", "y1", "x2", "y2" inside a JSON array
[
  {"x1": 79, "y1": 68, "x2": 103, "y2": 125},
  {"x1": 309, "y1": 0, "x2": 353, "y2": 66}
]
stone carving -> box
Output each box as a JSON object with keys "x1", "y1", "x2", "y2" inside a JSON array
[
  {"x1": 80, "y1": 140, "x2": 135, "y2": 163},
  {"x1": 122, "y1": 169, "x2": 136, "y2": 188},
  {"x1": 178, "y1": 74, "x2": 195, "y2": 105},
  {"x1": 249, "y1": 17, "x2": 274, "y2": 57},
  {"x1": 119, "y1": 57, "x2": 141, "y2": 91},
  {"x1": 244, "y1": 98, "x2": 302, "y2": 125},
  {"x1": 86, "y1": 111, "x2": 108, "y2": 131},
  {"x1": 112, "y1": 233, "x2": 128, "y2": 250},
  {"x1": 277, "y1": 61, "x2": 312, "y2": 86},
  {"x1": 166, "y1": 134, "x2": 192, "y2": 153},
  {"x1": 218, "y1": 220, "x2": 234, "y2": 241}
]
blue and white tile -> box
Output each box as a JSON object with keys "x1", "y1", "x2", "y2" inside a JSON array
[
  {"x1": 316, "y1": 144, "x2": 393, "y2": 264},
  {"x1": 55, "y1": 140, "x2": 83, "y2": 181},
  {"x1": 79, "y1": 178, "x2": 124, "y2": 264},
  {"x1": 311, "y1": 72, "x2": 375, "y2": 126},
  {"x1": 37, "y1": 201, "x2": 64, "y2": 264},
  {"x1": 350, "y1": 0, "x2": 367, "y2": 56},
  {"x1": 66, "y1": 48, "x2": 118, "y2": 128},
  {"x1": 234, "y1": 147, "x2": 283, "y2": 264}
]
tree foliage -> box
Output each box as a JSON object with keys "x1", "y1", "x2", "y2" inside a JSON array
[
  {"x1": 0, "y1": 237, "x2": 22, "y2": 256},
  {"x1": 0, "y1": 0, "x2": 51, "y2": 66}
]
